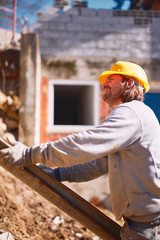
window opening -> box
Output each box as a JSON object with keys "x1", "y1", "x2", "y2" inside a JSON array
[{"x1": 48, "y1": 80, "x2": 99, "y2": 132}]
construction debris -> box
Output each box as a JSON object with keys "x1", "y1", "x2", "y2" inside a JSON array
[
  {"x1": 0, "y1": 48, "x2": 20, "y2": 140},
  {"x1": 0, "y1": 90, "x2": 19, "y2": 140},
  {"x1": 0, "y1": 167, "x2": 96, "y2": 239}
]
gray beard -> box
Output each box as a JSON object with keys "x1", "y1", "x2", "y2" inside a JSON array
[
  {"x1": 103, "y1": 88, "x2": 125, "y2": 104},
  {"x1": 103, "y1": 81, "x2": 127, "y2": 103}
]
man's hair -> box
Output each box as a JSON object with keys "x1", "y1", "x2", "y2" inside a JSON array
[{"x1": 121, "y1": 76, "x2": 144, "y2": 103}]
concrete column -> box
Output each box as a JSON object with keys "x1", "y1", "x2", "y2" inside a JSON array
[{"x1": 19, "y1": 33, "x2": 41, "y2": 146}]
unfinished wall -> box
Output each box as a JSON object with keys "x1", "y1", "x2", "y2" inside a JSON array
[
  {"x1": 33, "y1": 7, "x2": 160, "y2": 143},
  {"x1": 34, "y1": 6, "x2": 160, "y2": 82}
]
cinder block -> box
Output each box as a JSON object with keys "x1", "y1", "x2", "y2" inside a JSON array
[
  {"x1": 55, "y1": 38, "x2": 79, "y2": 48},
  {"x1": 151, "y1": 42, "x2": 160, "y2": 51},
  {"x1": 141, "y1": 41, "x2": 150, "y2": 51},
  {"x1": 40, "y1": 39, "x2": 50, "y2": 48},
  {"x1": 38, "y1": 14, "x2": 55, "y2": 22},
  {"x1": 100, "y1": 17, "x2": 122, "y2": 25},
  {"x1": 151, "y1": 34, "x2": 160, "y2": 43},
  {"x1": 60, "y1": 31, "x2": 75, "y2": 39},
  {"x1": 115, "y1": 16, "x2": 134, "y2": 25},
  {"x1": 53, "y1": 14, "x2": 70, "y2": 23},
  {"x1": 117, "y1": 50, "x2": 131, "y2": 58},
  {"x1": 81, "y1": 8, "x2": 96, "y2": 16},
  {"x1": 83, "y1": 24, "x2": 98, "y2": 32},
  {"x1": 65, "y1": 22, "x2": 98, "y2": 32},
  {"x1": 152, "y1": 18, "x2": 160, "y2": 26},
  {"x1": 65, "y1": 23, "x2": 82, "y2": 31},
  {"x1": 41, "y1": 47, "x2": 60, "y2": 56},
  {"x1": 34, "y1": 22, "x2": 42, "y2": 30},
  {"x1": 151, "y1": 23, "x2": 160, "y2": 32},
  {"x1": 151, "y1": 52, "x2": 160, "y2": 59},
  {"x1": 34, "y1": 28, "x2": 43, "y2": 36},
  {"x1": 45, "y1": 6, "x2": 60, "y2": 15},
  {"x1": 97, "y1": 24, "x2": 116, "y2": 32},
  {"x1": 45, "y1": 31, "x2": 61, "y2": 38},
  {"x1": 49, "y1": 22, "x2": 67, "y2": 30},
  {"x1": 63, "y1": 7, "x2": 79, "y2": 15},
  {"x1": 72, "y1": 15, "x2": 102, "y2": 24},
  {"x1": 146, "y1": 10, "x2": 160, "y2": 18},
  {"x1": 98, "y1": 9, "x2": 113, "y2": 17}
]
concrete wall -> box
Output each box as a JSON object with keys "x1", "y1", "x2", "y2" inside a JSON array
[
  {"x1": 34, "y1": 7, "x2": 160, "y2": 82},
  {"x1": 19, "y1": 33, "x2": 41, "y2": 146}
]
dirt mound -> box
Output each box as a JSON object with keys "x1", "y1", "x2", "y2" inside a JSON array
[{"x1": 0, "y1": 167, "x2": 96, "y2": 240}]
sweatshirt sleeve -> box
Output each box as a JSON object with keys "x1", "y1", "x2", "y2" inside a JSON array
[
  {"x1": 58, "y1": 156, "x2": 108, "y2": 182},
  {"x1": 25, "y1": 105, "x2": 142, "y2": 167}
]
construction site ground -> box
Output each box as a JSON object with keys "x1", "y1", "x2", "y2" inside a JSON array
[{"x1": 0, "y1": 167, "x2": 122, "y2": 240}]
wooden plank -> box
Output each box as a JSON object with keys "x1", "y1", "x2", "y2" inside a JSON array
[{"x1": 0, "y1": 137, "x2": 121, "y2": 239}]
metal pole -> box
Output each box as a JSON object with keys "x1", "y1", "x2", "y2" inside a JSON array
[{"x1": 12, "y1": 0, "x2": 17, "y2": 41}]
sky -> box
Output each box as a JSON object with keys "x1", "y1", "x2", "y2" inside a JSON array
[
  {"x1": 39, "y1": 0, "x2": 130, "y2": 12},
  {"x1": 88, "y1": 0, "x2": 130, "y2": 9}
]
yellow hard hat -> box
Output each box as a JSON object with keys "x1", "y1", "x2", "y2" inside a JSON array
[{"x1": 98, "y1": 61, "x2": 150, "y2": 92}]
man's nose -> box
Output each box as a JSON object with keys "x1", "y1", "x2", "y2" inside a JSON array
[{"x1": 102, "y1": 81, "x2": 109, "y2": 89}]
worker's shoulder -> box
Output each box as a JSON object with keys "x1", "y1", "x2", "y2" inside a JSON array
[
  {"x1": 113, "y1": 100, "x2": 152, "y2": 120},
  {"x1": 116, "y1": 100, "x2": 157, "y2": 123},
  {"x1": 117, "y1": 100, "x2": 148, "y2": 113},
  {"x1": 107, "y1": 101, "x2": 142, "y2": 122}
]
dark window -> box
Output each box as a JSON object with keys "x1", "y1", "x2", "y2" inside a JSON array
[{"x1": 53, "y1": 84, "x2": 95, "y2": 125}]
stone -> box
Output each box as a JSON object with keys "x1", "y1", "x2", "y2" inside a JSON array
[{"x1": 0, "y1": 232, "x2": 14, "y2": 240}]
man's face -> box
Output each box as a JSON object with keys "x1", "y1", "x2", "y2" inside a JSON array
[{"x1": 102, "y1": 74, "x2": 124, "y2": 104}]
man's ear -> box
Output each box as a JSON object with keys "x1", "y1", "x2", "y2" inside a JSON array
[{"x1": 127, "y1": 79, "x2": 135, "y2": 89}]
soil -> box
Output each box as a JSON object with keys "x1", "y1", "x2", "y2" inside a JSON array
[
  {"x1": 0, "y1": 167, "x2": 97, "y2": 240},
  {"x1": 0, "y1": 167, "x2": 123, "y2": 240}
]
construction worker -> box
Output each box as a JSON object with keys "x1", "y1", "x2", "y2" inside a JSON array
[{"x1": 0, "y1": 61, "x2": 160, "y2": 239}]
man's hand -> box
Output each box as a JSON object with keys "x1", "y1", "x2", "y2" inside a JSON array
[
  {"x1": 0, "y1": 137, "x2": 28, "y2": 168},
  {"x1": 37, "y1": 164, "x2": 60, "y2": 181}
]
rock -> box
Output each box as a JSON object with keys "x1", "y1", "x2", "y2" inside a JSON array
[{"x1": 0, "y1": 232, "x2": 14, "y2": 240}]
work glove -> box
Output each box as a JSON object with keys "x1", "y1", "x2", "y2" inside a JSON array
[
  {"x1": 37, "y1": 164, "x2": 60, "y2": 181},
  {"x1": 0, "y1": 137, "x2": 28, "y2": 168}
]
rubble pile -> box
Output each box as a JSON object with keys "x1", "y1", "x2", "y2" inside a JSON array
[{"x1": 0, "y1": 167, "x2": 97, "y2": 240}]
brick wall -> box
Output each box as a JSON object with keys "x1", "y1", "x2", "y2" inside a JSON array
[{"x1": 40, "y1": 77, "x2": 48, "y2": 143}]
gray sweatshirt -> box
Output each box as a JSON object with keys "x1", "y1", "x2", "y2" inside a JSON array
[{"x1": 25, "y1": 100, "x2": 160, "y2": 223}]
